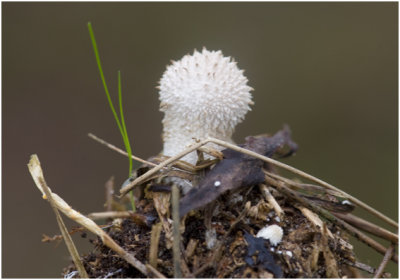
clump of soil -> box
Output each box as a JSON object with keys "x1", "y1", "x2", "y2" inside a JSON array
[{"x1": 63, "y1": 183, "x2": 357, "y2": 278}]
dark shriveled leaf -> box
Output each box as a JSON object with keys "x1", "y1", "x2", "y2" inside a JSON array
[
  {"x1": 244, "y1": 231, "x2": 283, "y2": 278},
  {"x1": 179, "y1": 125, "x2": 298, "y2": 217}
]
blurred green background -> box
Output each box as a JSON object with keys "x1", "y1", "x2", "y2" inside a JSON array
[{"x1": 3, "y1": 2, "x2": 397, "y2": 278}]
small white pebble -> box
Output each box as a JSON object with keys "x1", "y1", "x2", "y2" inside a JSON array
[
  {"x1": 277, "y1": 250, "x2": 282, "y2": 254},
  {"x1": 270, "y1": 247, "x2": 275, "y2": 252},
  {"x1": 274, "y1": 216, "x2": 281, "y2": 222},
  {"x1": 256, "y1": 224, "x2": 283, "y2": 246},
  {"x1": 285, "y1": 251, "x2": 293, "y2": 257},
  {"x1": 214, "y1": 181, "x2": 221, "y2": 187}
]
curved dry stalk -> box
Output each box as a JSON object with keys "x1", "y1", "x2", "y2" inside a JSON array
[
  {"x1": 28, "y1": 154, "x2": 154, "y2": 277},
  {"x1": 28, "y1": 155, "x2": 88, "y2": 278}
]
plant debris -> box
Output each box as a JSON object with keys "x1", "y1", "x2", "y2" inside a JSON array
[
  {"x1": 39, "y1": 126, "x2": 395, "y2": 278},
  {"x1": 180, "y1": 125, "x2": 298, "y2": 217}
]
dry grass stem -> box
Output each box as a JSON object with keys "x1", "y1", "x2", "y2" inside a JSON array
[
  {"x1": 28, "y1": 155, "x2": 88, "y2": 278},
  {"x1": 88, "y1": 133, "x2": 157, "y2": 167},
  {"x1": 265, "y1": 171, "x2": 343, "y2": 197},
  {"x1": 172, "y1": 184, "x2": 182, "y2": 278},
  {"x1": 333, "y1": 212, "x2": 398, "y2": 244},
  {"x1": 197, "y1": 146, "x2": 224, "y2": 160},
  {"x1": 374, "y1": 244, "x2": 395, "y2": 278},
  {"x1": 28, "y1": 154, "x2": 153, "y2": 277},
  {"x1": 145, "y1": 264, "x2": 166, "y2": 278},
  {"x1": 88, "y1": 211, "x2": 133, "y2": 220},
  {"x1": 260, "y1": 184, "x2": 284, "y2": 219},
  {"x1": 149, "y1": 223, "x2": 162, "y2": 269}
]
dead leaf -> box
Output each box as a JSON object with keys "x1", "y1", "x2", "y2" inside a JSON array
[{"x1": 180, "y1": 125, "x2": 298, "y2": 217}]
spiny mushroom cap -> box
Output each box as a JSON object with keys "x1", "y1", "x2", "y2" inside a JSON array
[{"x1": 159, "y1": 48, "x2": 254, "y2": 163}]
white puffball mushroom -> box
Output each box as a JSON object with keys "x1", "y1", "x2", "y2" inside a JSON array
[
  {"x1": 256, "y1": 224, "x2": 284, "y2": 246},
  {"x1": 158, "y1": 48, "x2": 254, "y2": 165}
]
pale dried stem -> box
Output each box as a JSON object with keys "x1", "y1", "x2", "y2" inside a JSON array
[
  {"x1": 88, "y1": 133, "x2": 157, "y2": 167},
  {"x1": 374, "y1": 244, "x2": 395, "y2": 278},
  {"x1": 28, "y1": 155, "x2": 88, "y2": 278},
  {"x1": 88, "y1": 211, "x2": 132, "y2": 220},
  {"x1": 333, "y1": 212, "x2": 398, "y2": 244},
  {"x1": 266, "y1": 171, "x2": 343, "y2": 197},
  {"x1": 146, "y1": 264, "x2": 166, "y2": 278},
  {"x1": 259, "y1": 184, "x2": 284, "y2": 219},
  {"x1": 172, "y1": 184, "x2": 182, "y2": 278},
  {"x1": 28, "y1": 154, "x2": 154, "y2": 277},
  {"x1": 149, "y1": 223, "x2": 162, "y2": 269}
]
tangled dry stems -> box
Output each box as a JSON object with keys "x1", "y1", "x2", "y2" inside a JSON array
[{"x1": 29, "y1": 133, "x2": 398, "y2": 278}]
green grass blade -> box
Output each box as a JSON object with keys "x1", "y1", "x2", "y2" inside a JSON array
[
  {"x1": 118, "y1": 71, "x2": 133, "y2": 175},
  {"x1": 87, "y1": 22, "x2": 124, "y2": 136},
  {"x1": 117, "y1": 71, "x2": 136, "y2": 211},
  {"x1": 87, "y1": 22, "x2": 136, "y2": 211}
]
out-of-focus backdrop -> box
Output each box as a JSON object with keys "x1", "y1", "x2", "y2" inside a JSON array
[{"x1": 3, "y1": 2, "x2": 397, "y2": 277}]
